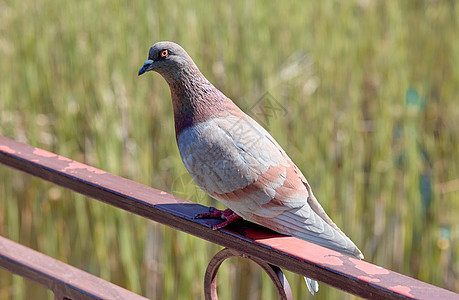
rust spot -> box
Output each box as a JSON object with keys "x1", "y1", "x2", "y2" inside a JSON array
[
  {"x1": 350, "y1": 258, "x2": 390, "y2": 275},
  {"x1": 0, "y1": 145, "x2": 16, "y2": 154},
  {"x1": 33, "y1": 148, "x2": 56, "y2": 158},
  {"x1": 388, "y1": 285, "x2": 415, "y2": 298}
]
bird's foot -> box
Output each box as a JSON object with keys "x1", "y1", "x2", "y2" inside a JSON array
[
  {"x1": 195, "y1": 207, "x2": 228, "y2": 219},
  {"x1": 195, "y1": 207, "x2": 242, "y2": 230}
]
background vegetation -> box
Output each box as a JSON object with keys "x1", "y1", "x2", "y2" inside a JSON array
[{"x1": 1, "y1": 0, "x2": 458, "y2": 299}]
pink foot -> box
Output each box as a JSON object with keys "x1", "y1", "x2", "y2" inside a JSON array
[{"x1": 195, "y1": 207, "x2": 242, "y2": 230}]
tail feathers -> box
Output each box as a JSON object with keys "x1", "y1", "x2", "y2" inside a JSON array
[
  {"x1": 270, "y1": 207, "x2": 364, "y2": 259},
  {"x1": 304, "y1": 277, "x2": 319, "y2": 295}
]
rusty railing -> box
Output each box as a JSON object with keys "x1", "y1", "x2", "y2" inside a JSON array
[{"x1": 0, "y1": 136, "x2": 458, "y2": 299}]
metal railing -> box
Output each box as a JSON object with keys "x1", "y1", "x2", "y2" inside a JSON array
[{"x1": 1, "y1": 136, "x2": 458, "y2": 300}]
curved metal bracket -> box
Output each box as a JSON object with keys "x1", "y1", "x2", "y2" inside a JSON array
[{"x1": 204, "y1": 248, "x2": 293, "y2": 300}]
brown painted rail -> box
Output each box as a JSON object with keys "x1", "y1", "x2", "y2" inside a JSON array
[
  {"x1": 1, "y1": 135, "x2": 458, "y2": 299},
  {"x1": 0, "y1": 236, "x2": 148, "y2": 300}
]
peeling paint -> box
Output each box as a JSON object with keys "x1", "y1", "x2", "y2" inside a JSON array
[
  {"x1": 350, "y1": 258, "x2": 390, "y2": 275},
  {"x1": 33, "y1": 148, "x2": 56, "y2": 158},
  {"x1": 58, "y1": 156, "x2": 72, "y2": 162},
  {"x1": 388, "y1": 285, "x2": 415, "y2": 298},
  {"x1": 357, "y1": 275, "x2": 380, "y2": 283},
  {"x1": 323, "y1": 255, "x2": 344, "y2": 266},
  {"x1": 247, "y1": 234, "x2": 348, "y2": 267},
  {"x1": 63, "y1": 161, "x2": 106, "y2": 175},
  {"x1": 0, "y1": 145, "x2": 16, "y2": 154}
]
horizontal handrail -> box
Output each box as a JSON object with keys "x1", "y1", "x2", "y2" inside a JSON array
[
  {"x1": 0, "y1": 236, "x2": 148, "y2": 300},
  {"x1": 1, "y1": 135, "x2": 458, "y2": 299}
]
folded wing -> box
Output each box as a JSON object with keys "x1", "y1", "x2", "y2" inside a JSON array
[{"x1": 177, "y1": 110, "x2": 363, "y2": 259}]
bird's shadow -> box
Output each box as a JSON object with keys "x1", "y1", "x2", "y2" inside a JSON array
[{"x1": 155, "y1": 202, "x2": 284, "y2": 241}]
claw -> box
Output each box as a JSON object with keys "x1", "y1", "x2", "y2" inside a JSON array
[
  {"x1": 195, "y1": 207, "x2": 224, "y2": 219},
  {"x1": 210, "y1": 212, "x2": 242, "y2": 230},
  {"x1": 195, "y1": 207, "x2": 242, "y2": 230}
]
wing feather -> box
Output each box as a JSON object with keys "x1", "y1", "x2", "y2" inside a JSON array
[{"x1": 177, "y1": 112, "x2": 363, "y2": 258}]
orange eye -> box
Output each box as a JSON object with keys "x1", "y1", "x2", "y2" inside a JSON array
[{"x1": 160, "y1": 50, "x2": 169, "y2": 57}]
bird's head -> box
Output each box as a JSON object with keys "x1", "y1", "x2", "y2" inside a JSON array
[{"x1": 138, "y1": 41, "x2": 195, "y2": 82}]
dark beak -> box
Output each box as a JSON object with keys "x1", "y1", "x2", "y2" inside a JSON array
[{"x1": 138, "y1": 59, "x2": 154, "y2": 76}]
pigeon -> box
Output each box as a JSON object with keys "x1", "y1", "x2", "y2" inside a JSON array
[{"x1": 138, "y1": 41, "x2": 364, "y2": 295}]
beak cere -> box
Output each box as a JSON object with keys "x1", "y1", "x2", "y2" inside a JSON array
[{"x1": 138, "y1": 59, "x2": 154, "y2": 76}]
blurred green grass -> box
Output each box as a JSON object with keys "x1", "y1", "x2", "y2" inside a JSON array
[{"x1": 1, "y1": 0, "x2": 458, "y2": 299}]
